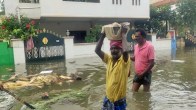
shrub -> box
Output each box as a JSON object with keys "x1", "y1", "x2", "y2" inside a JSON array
[
  {"x1": 85, "y1": 25, "x2": 102, "y2": 43},
  {"x1": 0, "y1": 14, "x2": 39, "y2": 40}
]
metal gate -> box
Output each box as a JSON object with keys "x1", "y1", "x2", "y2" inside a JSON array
[{"x1": 24, "y1": 32, "x2": 65, "y2": 62}]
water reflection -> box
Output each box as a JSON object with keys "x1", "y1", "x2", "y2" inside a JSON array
[
  {"x1": 151, "y1": 47, "x2": 196, "y2": 110},
  {"x1": 129, "y1": 92, "x2": 152, "y2": 110},
  {"x1": 0, "y1": 65, "x2": 14, "y2": 80},
  {"x1": 171, "y1": 37, "x2": 177, "y2": 60},
  {"x1": 26, "y1": 59, "x2": 66, "y2": 75},
  {"x1": 171, "y1": 47, "x2": 176, "y2": 60}
]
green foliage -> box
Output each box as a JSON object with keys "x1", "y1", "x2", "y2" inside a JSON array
[
  {"x1": 176, "y1": 0, "x2": 196, "y2": 35},
  {"x1": 135, "y1": 5, "x2": 171, "y2": 37},
  {"x1": 135, "y1": 0, "x2": 196, "y2": 37},
  {"x1": 34, "y1": 90, "x2": 86, "y2": 110},
  {"x1": 0, "y1": 14, "x2": 39, "y2": 40},
  {"x1": 85, "y1": 25, "x2": 102, "y2": 43}
]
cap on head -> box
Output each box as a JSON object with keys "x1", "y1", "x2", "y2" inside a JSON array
[{"x1": 110, "y1": 40, "x2": 122, "y2": 49}]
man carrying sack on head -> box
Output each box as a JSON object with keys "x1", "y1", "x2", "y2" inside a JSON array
[{"x1": 95, "y1": 22, "x2": 131, "y2": 110}]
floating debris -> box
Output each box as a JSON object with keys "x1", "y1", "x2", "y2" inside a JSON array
[
  {"x1": 40, "y1": 70, "x2": 53, "y2": 74},
  {"x1": 41, "y1": 92, "x2": 49, "y2": 100},
  {"x1": 171, "y1": 60, "x2": 185, "y2": 63},
  {"x1": 2, "y1": 73, "x2": 82, "y2": 90},
  {"x1": 156, "y1": 70, "x2": 164, "y2": 73}
]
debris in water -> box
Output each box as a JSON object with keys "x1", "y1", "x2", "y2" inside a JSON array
[
  {"x1": 171, "y1": 60, "x2": 185, "y2": 63},
  {"x1": 40, "y1": 70, "x2": 53, "y2": 74},
  {"x1": 156, "y1": 70, "x2": 164, "y2": 73},
  {"x1": 41, "y1": 92, "x2": 49, "y2": 100}
]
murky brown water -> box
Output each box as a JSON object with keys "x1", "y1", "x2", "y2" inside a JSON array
[{"x1": 0, "y1": 47, "x2": 196, "y2": 110}]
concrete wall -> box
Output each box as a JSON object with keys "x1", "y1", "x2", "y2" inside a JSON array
[
  {"x1": 64, "y1": 35, "x2": 171, "y2": 59},
  {"x1": 74, "y1": 43, "x2": 96, "y2": 58},
  {"x1": 153, "y1": 39, "x2": 171, "y2": 50},
  {"x1": 64, "y1": 37, "x2": 74, "y2": 59},
  {"x1": 11, "y1": 39, "x2": 26, "y2": 65},
  {"x1": 64, "y1": 37, "x2": 110, "y2": 59},
  {"x1": 4, "y1": 0, "x2": 40, "y2": 19},
  {"x1": 40, "y1": 0, "x2": 149, "y2": 18},
  {"x1": 9, "y1": 34, "x2": 172, "y2": 63},
  {"x1": 4, "y1": 0, "x2": 149, "y2": 19},
  {"x1": 151, "y1": 34, "x2": 171, "y2": 50}
]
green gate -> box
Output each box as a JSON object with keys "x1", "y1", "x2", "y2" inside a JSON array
[{"x1": 0, "y1": 42, "x2": 14, "y2": 65}]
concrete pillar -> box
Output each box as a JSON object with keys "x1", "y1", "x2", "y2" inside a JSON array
[
  {"x1": 63, "y1": 36, "x2": 76, "y2": 75},
  {"x1": 151, "y1": 33, "x2": 157, "y2": 46},
  {"x1": 63, "y1": 36, "x2": 74, "y2": 59},
  {"x1": 11, "y1": 39, "x2": 26, "y2": 75},
  {"x1": 11, "y1": 39, "x2": 26, "y2": 65}
]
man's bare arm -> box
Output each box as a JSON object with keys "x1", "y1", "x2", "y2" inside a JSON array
[
  {"x1": 130, "y1": 56, "x2": 135, "y2": 61},
  {"x1": 95, "y1": 33, "x2": 105, "y2": 60},
  {"x1": 121, "y1": 28, "x2": 129, "y2": 62}
]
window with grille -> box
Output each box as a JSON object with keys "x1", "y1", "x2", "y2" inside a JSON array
[
  {"x1": 132, "y1": 0, "x2": 141, "y2": 5},
  {"x1": 112, "y1": 0, "x2": 122, "y2": 5},
  {"x1": 63, "y1": 0, "x2": 100, "y2": 3},
  {"x1": 19, "y1": 0, "x2": 39, "y2": 3}
]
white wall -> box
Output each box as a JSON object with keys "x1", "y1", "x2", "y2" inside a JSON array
[
  {"x1": 4, "y1": 0, "x2": 40, "y2": 19},
  {"x1": 64, "y1": 37, "x2": 74, "y2": 59},
  {"x1": 40, "y1": 0, "x2": 149, "y2": 19},
  {"x1": 74, "y1": 43, "x2": 97, "y2": 58},
  {"x1": 4, "y1": 0, "x2": 18, "y2": 16},
  {"x1": 151, "y1": 34, "x2": 171, "y2": 50},
  {"x1": 9, "y1": 36, "x2": 172, "y2": 65},
  {"x1": 153, "y1": 39, "x2": 171, "y2": 50},
  {"x1": 11, "y1": 39, "x2": 26, "y2": 65},
  {"x1": 4, "y1": 0, "x2": 149, "y2": 20},
  {"x1": 64, "y1": 37, "x2": 110, "y2": 59},
  {"x1": 64, "y1": 35, "x2": 171, "y2": 59}
]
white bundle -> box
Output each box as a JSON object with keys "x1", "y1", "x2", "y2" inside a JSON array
[{"x1": 101, "y1": 22, "x2": 130, "y2": 40}]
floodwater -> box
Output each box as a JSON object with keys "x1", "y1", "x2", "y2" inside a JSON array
[{"x1": 0, "y1": 47, "x2": 196, "y2": 110}]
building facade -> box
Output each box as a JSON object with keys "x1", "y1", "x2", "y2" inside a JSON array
[{"x1": 4, "y1": 0, "x2": 150, "y2": 43}]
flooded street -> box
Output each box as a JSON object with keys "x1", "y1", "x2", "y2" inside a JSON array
[
  {"x1": 128, "y1": 47, "x2": 196, "y2": 110},
  {"x1": 0, "y1": 47, "x2": 196, "y2": 110}
]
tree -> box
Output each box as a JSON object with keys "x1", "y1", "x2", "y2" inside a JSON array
[
  {"x1": 85, "y1": 25, "x2": 102, "y2": 43},
  {"x1": 176, "y1": 0, "x2": 196, "y2": 36},
  {"x1": 135, "y1": 0, "x2": 196, "y2": 38},
  {"x1": 135, "y1": 5, "x2": 171, "y2": 38},
  {"x1": 0, "y1": 14, "x2": 39, "y2": 40}
]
